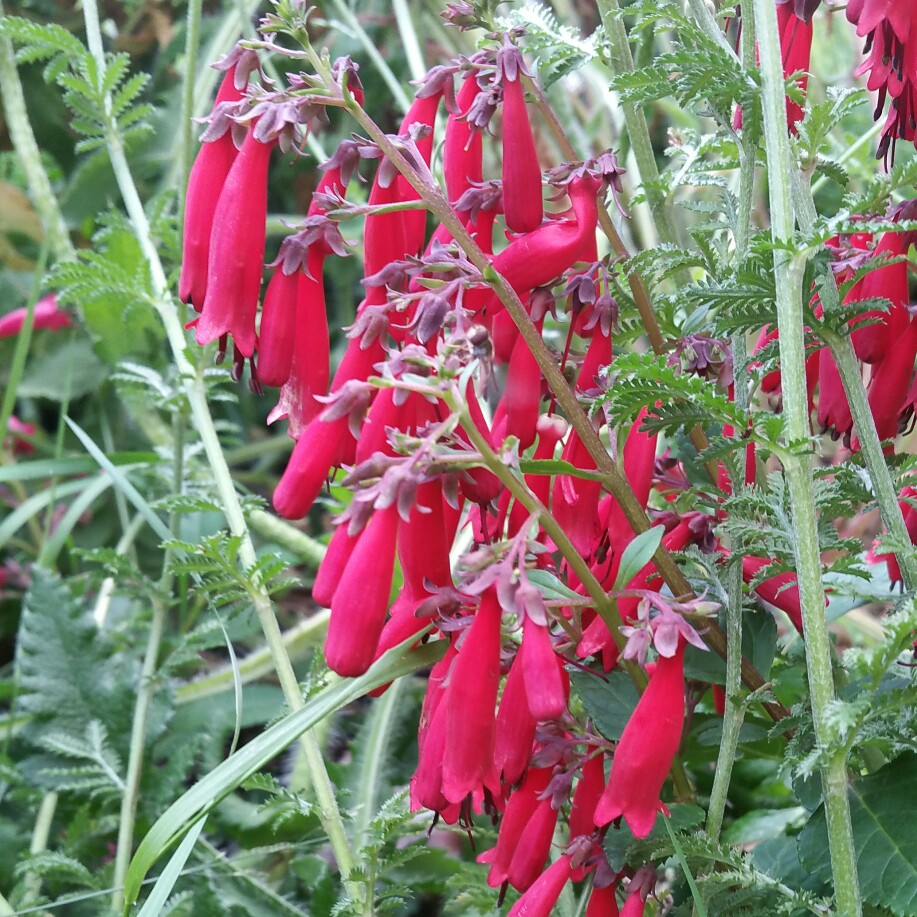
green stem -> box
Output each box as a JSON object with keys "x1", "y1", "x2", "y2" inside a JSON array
[
  {"x1": 0, "y1": 1, "x2": 73, "y2": 264},
  {"x1": 111, "y1": 594, "x2": 169, "y2": 912},
  {"x1": 77, "y1": 2, "x2": 362, "y2": 907},
  {"x1": 22, "y1": 791, "x2": 58, "y2": 906},
  {"x1": 248, "y1": 508, "x2": 326, "y2": 568},
  {"x1": 751, "y1": 1, "x2": 861, "y2": 914},
  {"x1": 596, "y1": 0, "x2": 678, "y2": 245},
  {"x1": 112, "y1": 414, "x2": 186, "y2": 911},
  {"x1": 180, "y1": 0, "x2": 204, "y2": 214},
  {"x1": 706, "y1": 2, "x2": 756, "y2": 842},
  {"x1": 175, "y1": 611, "x2": 330, "y2": 704}
]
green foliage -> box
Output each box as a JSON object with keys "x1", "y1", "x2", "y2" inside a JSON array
[
  {"x1": 498, "y1": 2, "x2": 600, "y2": 87},
  {"x1": 14, "y1": 569, "x2": 169, "y2": 775},
  {"x1": 1, "y1": 16, "x2": 152, "y2": 152},
  {"x1": 604, "y1": 0, "x2": 756, "y2": 128}
]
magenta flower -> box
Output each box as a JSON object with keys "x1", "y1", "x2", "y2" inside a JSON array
[
  {"x1": 506, "y1": 854, "x2": 574, "y2": 917},
  {"x1": 442, "y1": 590, "x2": 503, "y2": 803},
  {"x1": 497, "y1": 41, "x2": 544, "y2": 233},
  {"x1": 0, "y1": 295, "x2": 71, "y2": 337},
  {"x1": 846, "y1": 1, "x2": 917, "y2": 163},
  {"x1": 191, "y1": 127, "x2": 275, "y2": 358},
  {"x1": 482, "y1": 766, "x2": 553, "y2": 888},
  {"x1": 179, "y1": 66, "x2": 245, "y2": 310},
  {"x1": 494, "y1": 652, "x2": 538, "y2": 786},
  {"x1": 594, "y1": 641, "x2": 686, "y2": 838},
  {"x1": 325, "y1": 505, "x2": 399, "y2": 676}
]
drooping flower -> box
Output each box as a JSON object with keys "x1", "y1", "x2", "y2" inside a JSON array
[
  {"x1": 846, "y1": 1, "x2": 917, "y2": 164},
  {"x1": 179, "y1": 65, "x2": 246, "y2": 310},
  {"x1": 496, "y1": 39, "x2": 544, "y2": 233},
  {"x1": 482, "y1": 766, "x2": 553, "y2": 888},
  {"x1": 324, "y1": 505, "x2": 400, "y2": 676},
  {"x1": 0, "y1": 295, "x2": 71, "y2": 337},
  {"x1": 494, "y1": 651, "x2": 538, "y2": 785},
  {"x1": 594, "y1": 641, "x2": 686, "y2": 838},
  {"x1": 191, "y1": 126, "x2": 276, "y2": 360},
  {"x1": 442, "y1": 590, "x2": 503, "y2": 804},
  {"x1": 506, "y1": 854, "x2": 575, "y2": 917}
]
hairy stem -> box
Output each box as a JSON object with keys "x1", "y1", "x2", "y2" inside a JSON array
[
  {"x1": 77, "y1": 1, "x2": 362, "y2": 907},
  {"x1": 706, "y1": 2, "x2": 757, "y2": 842},
  {"x1": 751, "y1": 1, "x2": 860, "y2": 913}
]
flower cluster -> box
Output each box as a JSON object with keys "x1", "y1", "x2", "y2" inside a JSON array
[{"x1": 177, "y1": 5, "x2": 917, "y2": 909}]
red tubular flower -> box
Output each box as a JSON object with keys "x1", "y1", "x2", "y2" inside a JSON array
[
  {"x1": 455, "y1": 381, "x2": 502, "y2": 507},
  {"x1": 397, "y1": 92, "x2": 441, "y2": 254},
  {"x1": 397, "y1": 479, "x2": 454, "y2": 602},
  {"x1": 569, "y1": 754, "x2": 606, "y2": 842},
  {"x1": 444, "y1": 74, "x2": 484, "y2": 202},
  {"x1": 363, "y1": 173, "x2": 409, "y2": 309},
  {"x1": 256, "y1": 266, "x2": 300, "y2": 387},
  {"x1": 743, "y1": 556, "x2": 805, "y2": 633},
  {"x1": 494, "y1": 652, "x2": 538, "y2": 785},
  {"x1": 0, "y1": 295, "x2": 71, "y2": 337},
  {"x1": 506, "y1": 795, "x2": 560, "y2": 891},
  {"x1": 816, "y1": 346, "x2": 853, "y2": 441},
  {"x1": 442, "y1": 590, "x2": 503, "y2": 803},
  {"x1": 497, "y1": 43, "x2": 544, "y2": 233},
  {"x1": 411, "y1": 645, "x2": 457, "y2": 814},
  {"x1": 551, "y1": 328, "x2": 611, "y2": 557},
  {"x1": 861, "y1": 316, "x2": 917, "y2": 443},
  {"x1": 179, "y1": 67, "x2": 245, "y2": 310},
  {"x1": 325, "y1": 505, "x2": 399, "y2": 677},
  {"x1": 586, "y1": 884, "x2": 621, "y2": 917},
  {"x1": 506, "y1": 855, "x2": 574, "y2": 917},
  {"x1": 273, "y1": 337, "x2": 385, "y2": 519},
  {"x1": 735, "y1": 3, "x2": 813, "y2": 133},
  {"x1": 193, "y1": 128, "x2": 275, "y2": 358},
  {"x1": 875, "y1": 488, "x2": 917, "y2": 587},
  {"x1": 848, "y1": 232, "x2": 910, "y2": 364},
  {"x1": 594, "y1": 641, "x2": 686, "y2": 838},
  {"x1": 777, "y1": 4, "x2": 813, "y2": 130},
  {"x1": 520, "y1": 614, "x2": 567, "y2": 722},
  {"x1": 311, "y1": 522, "x2": 362, "y2": 608},
  {"x1": 493, "y1": 320, "x2": 544, "y2": 451},
  {"x1": 492, "y1": 174, "x2": 601, "y2": 297},
  {"x1": 483, "y1": 767, "x2": 553, "y2": 887},
  {"x1": 619, "y1": 887, "x2": 647, "y2": 917},
  {"x1": 267, "y1": 253, "x2": 331, "y2": 436},
  {"x1": 846, "y1": 1, "x2": 917, "y2": 163}
]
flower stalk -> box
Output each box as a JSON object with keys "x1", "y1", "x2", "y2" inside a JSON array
[
  {"x1": 751, "y1": 0, "x2": 861, "y2": 913},
  {"x1": 77, "y1": 0, "x2": 363, "y2": 908}
]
